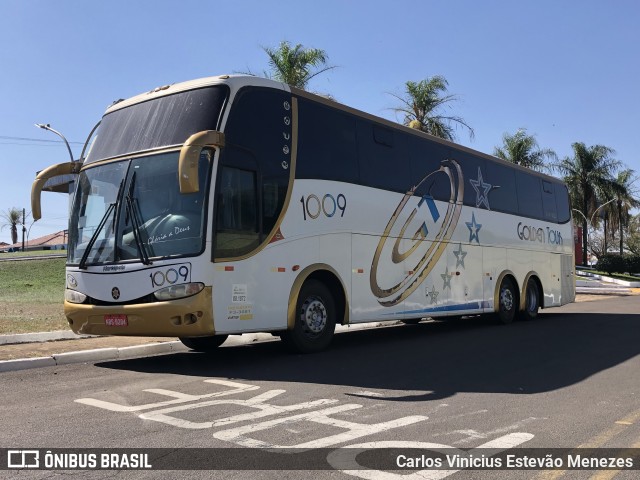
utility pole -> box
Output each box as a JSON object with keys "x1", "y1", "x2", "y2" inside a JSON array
[
  {"x1": 619, "y1": 198, "x2": 624, "y2": 255},
  {"x1": 22, "y1": 208, "x2": 26, "y2": 252}
]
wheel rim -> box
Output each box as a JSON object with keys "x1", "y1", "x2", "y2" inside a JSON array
[
  {"x1": 300, "y1": 296, "x2": 327, "y2": 335},
  {"x1": 500, "y1": 286, "x2": 514, "y2": 312}
]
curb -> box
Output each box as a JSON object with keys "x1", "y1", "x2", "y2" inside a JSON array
[
  {"x1": 0, "y1": 330, "x2": 96, "y2": 346},
  {"x1": 0, "y1": 323, "x2": 388, "y2": 373},
  {"x1": 575, "y1": 287, "x2": 632, "y2": 295},
  {"x1": 0, "y1": 342, "x2": 184, "y2": 373}
]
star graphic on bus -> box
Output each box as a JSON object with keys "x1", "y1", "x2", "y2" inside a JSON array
[
  {"x1": 469, "y1": 167, "x2": 493, "y2": 210},
  {"x1": 427, "y1": 285, "x2": 439, "y2": 304},
  {"x1": 453, "y1": 243, "x2": 467, "y2": 268},
  {"x1": 441, "y1": 266, "x2": 452, "y2": 290},
  {"x1": 466, "y1": 212, "x2": 482, "y2": 244}
]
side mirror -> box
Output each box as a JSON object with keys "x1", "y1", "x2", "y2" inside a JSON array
[
  {"x1": 178, "y1": 130, "x2": 225, "y2": 194},
  {"x1": 31, "y1": 161, "x2": 81, "y2": 220}
]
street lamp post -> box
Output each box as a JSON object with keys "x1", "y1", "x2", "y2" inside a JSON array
[
  {"x1": 34, "y1": 123, "x2": 75, "y2": 162},
  {"x1": 572, "y1": 198, "x2": 617, "y2": 266}
]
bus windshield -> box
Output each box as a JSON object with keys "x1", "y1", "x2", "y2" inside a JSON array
[
  {"x1": 85, "y1": 86, "x2": 228, "y2": 164},
  {"x1": 68, "y1": 150, "x2": 211, "y2": 266}
]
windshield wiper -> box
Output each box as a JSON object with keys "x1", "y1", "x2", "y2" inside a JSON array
[
  {"x1": 124, "y1": 172, "x2": 152, "y2": 265},
  {"x1": 78, "y1": 203, "x2": 115, "y2": 270}
]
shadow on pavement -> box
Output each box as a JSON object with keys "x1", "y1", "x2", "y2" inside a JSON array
[{"x1": 96, "y1": 307, "x2": 640, "y2": 402}]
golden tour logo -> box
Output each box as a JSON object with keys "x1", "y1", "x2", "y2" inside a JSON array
[{"x1": 370, "y1": 159, "x2": 464, "y2": 307}]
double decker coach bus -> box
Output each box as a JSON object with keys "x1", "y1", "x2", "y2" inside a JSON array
[{"x1": 32, "y1": 75, "x2": 575, "y2": 353}]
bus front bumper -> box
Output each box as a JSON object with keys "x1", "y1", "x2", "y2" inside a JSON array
[{"x1": 64, "y1": 287, "x2": 215, "y2": 337}]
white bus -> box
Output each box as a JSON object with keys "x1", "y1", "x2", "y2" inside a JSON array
[{"x1": 32, "y1": 75, "x2": 575, "y2": 353}]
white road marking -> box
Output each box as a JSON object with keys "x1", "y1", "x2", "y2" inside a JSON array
[
  {"x1": 75, "y1": 379, "x2": 258, "y2": 412},
  {"x1": 451, "y1": 417, "x2": 541, "y2": 445},
  {"x1": 213, "y1": 404, "x2": 428, "y2": 450},
  {"x1": 140, "y1": 390, "x2": 339, "y2": 429},
  {"x1": 327, "y1": 433, "x2": 535, "y2": 480}
]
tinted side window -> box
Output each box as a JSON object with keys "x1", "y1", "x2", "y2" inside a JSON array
[
  {"x1": 296, "y1": 98, "x2": 359, "y2": 183},
  {"x1": 224, "y1": 87, "x2": 293, "y2": 246},
  {"x1": 225, "y1": 87, "x2": 292, "y2": 178},
  {"x1": 555, "y1": 183, "x2": 571, "y2": 223},
  {"x1": 542, "y1": 180, "x2": 558, "y2": 222},
  {"x1": 516, "y1": 172, "x2": 543, "y2": 219},
  {"x1": 448, "y1": 151, "x2": 488, "y2": 208},
  {"x1": 485, "y1": 162, "x2": 518, "y2": 214},
  {"x1": 408, "y1": 135, "x2": 451, "y2": 201},
  {"x1": 357, "y1": 120, "x2": 411, "y2": 192}
]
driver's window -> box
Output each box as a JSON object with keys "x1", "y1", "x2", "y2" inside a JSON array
[{"x1": 214, "y1": 166, "x2": 259, "y2": 259}]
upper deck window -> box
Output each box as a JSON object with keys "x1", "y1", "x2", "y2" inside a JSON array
[{"x1": 86, "y1": 86, "x2": 228, "y2": 163}]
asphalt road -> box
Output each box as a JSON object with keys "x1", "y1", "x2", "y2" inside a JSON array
[{"x1": 2, "y1": 296, "x2": 640, "y2": 479}]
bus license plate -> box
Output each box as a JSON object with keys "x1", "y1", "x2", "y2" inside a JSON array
[{"x1": 104, "y1": 314, "x2": 128, "y2": 327}]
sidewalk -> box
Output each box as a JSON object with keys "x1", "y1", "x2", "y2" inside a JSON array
[{"x1": 1, "y1": 291, "x2": 637, "y2": 373}]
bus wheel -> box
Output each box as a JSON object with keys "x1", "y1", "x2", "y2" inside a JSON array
[
  {"x1": 518, "y1": 278, "x2": 540, "y2": 321},
  {"x1": 282, "y1": 280, "x2": 336, "y2": 353},
  {"x1": 495, "y1": 277, "x2": 517, "y2": 325},
  {"x1": 179, "y1": 335, "x2": 228, "y2": 352}
]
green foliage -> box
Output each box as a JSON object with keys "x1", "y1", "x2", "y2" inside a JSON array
[
  {"x1": 493, "y1": 128, "x2": 556, "y2": 172},
  {"x1": 1, "y1": 207, "x2": 23, "y2": 245},
  {"x1": 595, "y1": 254, "x2": 640, "y2": 275},
  {"x1": 390, "y1": 76, "x2": 474, "y2": 142},
  {"x1": 260, "y1": 41, "x2": 334, "y2": 90}
]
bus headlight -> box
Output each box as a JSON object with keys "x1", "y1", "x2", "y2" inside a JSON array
[
  {"x1": 65, "y1": 289, "x2": 87, "y2": 304},
  {"x1": 154, "y1": 282, "x2": 204, "y2": 301}
]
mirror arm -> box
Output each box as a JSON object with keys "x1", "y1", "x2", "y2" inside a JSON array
[{"x1": 178, "y1": 131, "x2": 225, "y2": 194}]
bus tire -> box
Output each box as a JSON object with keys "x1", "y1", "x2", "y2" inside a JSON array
[
  {"x1": 518, "y1": 278, "x2": 540, "y2": 321},
  {"x1": 282, "y1": 279, "x2": 336, "y2": 353},
  {"x1": 179, "y1": 335, "x2": 228, "y2": 352},
  {"x1": 495, "y1": 277, "x2": 517, "y2": 325}
]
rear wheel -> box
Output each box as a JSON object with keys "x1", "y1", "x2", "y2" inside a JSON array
[
  {"x1": 179, "y1": 334, "x2": 228, "y2": 352},
  {"x1": 518, "y1": 278, "x2": 540, "y2": 321},
  {"x1": 282, "y1": 279, "x2": 337, "y2": 353},
  {"x1": 495, "y1": 277, "x2": 517, "y2": 324}
]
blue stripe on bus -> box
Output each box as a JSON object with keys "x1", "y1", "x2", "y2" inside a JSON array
[{"x1": 384, "y1": 301, "x2": 484, "y2": 316}]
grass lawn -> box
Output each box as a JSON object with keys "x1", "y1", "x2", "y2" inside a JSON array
[
  {"x1": 0, "y1": 257, "x2": 68, "y2": 334},
  {"x1": 0, "y1": 249, "x2": 66, "y2": 258}
]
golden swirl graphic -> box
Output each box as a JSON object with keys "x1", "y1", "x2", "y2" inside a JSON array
[{"x1": 370, "y1": 159, "x2": 464, "y2": 307}]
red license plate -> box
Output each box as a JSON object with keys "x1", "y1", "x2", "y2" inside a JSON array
[{"x1": 104, "y1": 314, "x2": 128, "y2": 327}]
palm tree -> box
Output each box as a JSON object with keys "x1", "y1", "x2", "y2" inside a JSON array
[
  {"x1": 1, "y1": 207, "x2": 22, "y2": 245},
  {"x1": 259, "y1": 41, "x2": 335, "y2": 90},
  {"x1": 555, "y1": 143, "x2": 621, "y2": 265},
  {"x1": 390, "y1": 76, "x2": 474, "y2": 141},
  {"x1": 606, "y1": 169, "x2": 640, "y2": 254},
  {"x1": 493, "y1": 128, "x2": 556, "y2": 172}
]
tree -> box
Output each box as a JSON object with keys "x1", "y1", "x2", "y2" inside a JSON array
[
  {"x1": 625, "y1": 214, "x2": 640, "y2": 255},
  {"x1": 555, "y1": 143, "x2": 621, "y2": 266},
  {"x1": 390, "y1": 76, "x2": 474, "y2": 141},
  {"x1": 606, "y1": 169, "x2": 640, "y2": 254},
  {"x1": 1, "y1": 207, "x2": 22, "y2": 245},
  {"x1": 258, "y1": 41, "x2": 335, "y2": 90},
  {"x1": 493, "y1": 128, "x2": 556, "y2": 172}
]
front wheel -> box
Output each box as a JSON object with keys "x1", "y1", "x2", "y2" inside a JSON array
[
  {"x1": 281, "y1": 280, "x2": 337, "y2": 353},
  {"x1": 518, "y1": 278, "x2": 540, "y2": 321},
  {"x1": 179, "y1": 335, "x2": 228, "y2": 352},
  {"x1": 495, "y1": 277, "x2": 517, "y2": 325}
]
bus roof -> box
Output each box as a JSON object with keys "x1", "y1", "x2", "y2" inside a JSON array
[{"x1": 104, "y1": 74, "x2": 564, "y2": 184}]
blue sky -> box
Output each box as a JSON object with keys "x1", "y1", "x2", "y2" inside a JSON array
[{"x1": 1, "y1": 0, "x2": 639, "y2": 244}]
